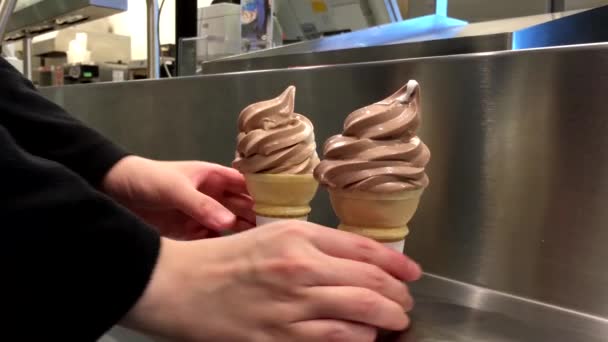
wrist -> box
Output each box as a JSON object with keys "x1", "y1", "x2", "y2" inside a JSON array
[
  {"x1": 101, "y1": 155, "x2": 144, "y2": 198},
  {"x1": 121, "y1": 237, "x2": 183, "y2": 337}
]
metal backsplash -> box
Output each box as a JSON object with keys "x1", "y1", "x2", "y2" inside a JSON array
[
  {"x1": 40, "y1": 43, "x2": 608, "y2": 318},
  {"x1": 200, "y1": 6, "x2": 608, "y2": 75}
]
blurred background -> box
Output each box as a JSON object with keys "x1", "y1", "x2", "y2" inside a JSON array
[{"x1": 2, "y1": 0, "x2": 608, "y2": 85}]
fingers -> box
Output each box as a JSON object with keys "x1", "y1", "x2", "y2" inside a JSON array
[
  {"x1": 182, "y1": 220, "x2": 221, "y2": 240},
  {"x1": 300, "y1": 286, "x2": 410, "y2": 331},
  {"x1": 289, "y1": 320, "x2": 376, "y2": 342},
  {"x1": 175, "y1": 185, "x2": 236, "y2": 230},
  {"x1": 308, "y1": 225, "x2": 422, "y2": 282},
  {"x1": 232, "y1": 218, "x2": 255, "y2": 232},
  {"x1": 221, "y1": 193, "x2": 255, "y2": 225},
  {"x1": 206, "y1": 164, "x2": 249, "y2": 195},
  {"x1": 314, "y1": 257, "x2": 413, "y2": 311},
  {"x1": 184, "y1": 228, "x2": 212, "y2": 240}
]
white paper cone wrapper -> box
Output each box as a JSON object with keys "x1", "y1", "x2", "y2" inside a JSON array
[
  {"x1": 383, "y1": 239, "x2": 405, "y2": 253},
  {"x1": 256, "y1": 215, "x2": 308, "y2": 226}
]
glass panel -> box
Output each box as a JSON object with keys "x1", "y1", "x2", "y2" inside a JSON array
[{"x1": 178, "y1": 34, "x2": 241, "y2": 76}]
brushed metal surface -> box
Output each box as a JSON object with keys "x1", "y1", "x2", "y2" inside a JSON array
[
  {"x1": 380, "y1": 274, "x2": 608, "y2": 341},
  {"x1": 201, "y1": 33, "x2": 510, "y2": 75},
  {"x1": 0, "y1": 0, "x2": 17, "y2": 40},
  {"x1": 146, "y1": 0, "x2": 159, "y2": 79},
  {"x1": 207, "y1": 14, "x2": 466, "y2": 61},
  {"x1": 22, "y1": 35, "x2": 31, "y2": 79},
  {"x1": 101, "y1": 273, "x2": 608, "y2": 342},
  {"x1": 200, "y1": 7, "x2": 608, "y2": 74},
  {"x1": 40, "y1": 43, "x2": 608, "y2": 320}
]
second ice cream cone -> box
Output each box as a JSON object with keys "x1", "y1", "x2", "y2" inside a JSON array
[
  {"x1": 246, "y1": 173, "x2": 319, "y2": 224},
  {"x1": 314, "y1": 80, "x2": 430, "y2": 252},
  {"x1": 328, "y1": 188, "x2": 423, "y2": 249}
]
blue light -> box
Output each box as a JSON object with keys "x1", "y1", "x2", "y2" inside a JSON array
[
  {"x1": 312, "y1": 14, "x2": 468, "y2": 52},
  {"x1": 436, "y1": 0, "x2": 448, "y2": 17}
]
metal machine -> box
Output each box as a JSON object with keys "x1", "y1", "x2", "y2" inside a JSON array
[
  {"x1": 189, "y1": 0, "x2": 403, "y2": 66},
  {"x1": 276, "y1": 0, "x2": 403, "y2": 41},
  {"x1": 196, "y1": 3, "x2": 241, "y2": 61},
  {"x1": 0, "y1": 0, "x2": 166, "y2": 81},
  {"x1": 0, "y1": 0, "x2": 128, "y2": 80},
  {"x1": 0, "y1": 0, "x2": 16, "y2": 40},
  {"x1": 200, "y1": 4, "x2": 608, "y2": 74},
  {"x1": 10, "y1": 28, "x2": 132, "y2": 86},
  {"x1": 3, "y1": 0, "x2": 127, "y2": 41}
]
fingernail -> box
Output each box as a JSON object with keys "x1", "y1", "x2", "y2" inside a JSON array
[
  {"x1": 218, "y1": 212, "x2": 237, "y2": 227},
  {"x1": 410, "y1": 262, "x2": 423, "y2": 280}
]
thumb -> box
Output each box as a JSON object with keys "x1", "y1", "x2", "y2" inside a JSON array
[{"x1": 173, "y1": 185, "x2": 237, "y2": 231}]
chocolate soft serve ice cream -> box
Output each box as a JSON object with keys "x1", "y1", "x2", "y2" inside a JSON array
[
  {"x1": 233, "y1": 86, "x2": 319, "y2": 225},
  {"x1": 314, "y1": 80, "x2": 430, "y2": 252},
  {"x1": 314, "y1": 80, "x2": 429, "y2": 192},
  {"x1": 233, "y1": 86, "x2": 319, "y2": 174}
]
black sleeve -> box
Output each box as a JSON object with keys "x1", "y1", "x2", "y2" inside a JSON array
[
  {"x1": 0, "y1": 57, "x2": 128, "y2": 187},
  {"x1": 0, "y1": 126, "x2": 160, "y2": 340}
]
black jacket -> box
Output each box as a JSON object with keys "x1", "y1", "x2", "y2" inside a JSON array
[{"x1": 0, "y1": 57, "x2": 160, "y2": 340}]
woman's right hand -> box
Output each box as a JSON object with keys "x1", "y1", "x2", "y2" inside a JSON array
[{"x1": 123, "y1": 221, "x2": 422, "y2": 342}]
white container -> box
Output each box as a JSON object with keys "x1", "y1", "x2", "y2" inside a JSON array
[{"x1": 197, "y1": 3, "x2": 241, "y2": 60}]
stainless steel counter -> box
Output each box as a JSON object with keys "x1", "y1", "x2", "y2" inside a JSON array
[
  {"x1": 103, "y1": 272, "x2": 608, "y2": 342},
  {"x1": 380, "y1": 274, "x2": 608, "y2": 341},
  {"x1": 41, "y1": 42, "x2": 608, "y2": 341},
  {"x1": 200, "y1": 33, "x2": 510, "y2": 75}
]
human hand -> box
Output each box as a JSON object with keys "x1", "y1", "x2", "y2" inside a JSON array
[
  {"x1": 102, "y1": 156, "x2": 255, "y2": 239},
  {"x1": 123, "y1": 221, "x2": 422, "y2": 342}
]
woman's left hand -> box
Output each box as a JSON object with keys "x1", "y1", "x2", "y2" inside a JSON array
[{"x1": 102, "y1": 156, "x2": 255, "y2": 240}]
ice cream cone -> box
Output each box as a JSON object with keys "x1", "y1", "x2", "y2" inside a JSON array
[
  {"x1": 328, "y1": 188, "x2": 424, "y2": 252},
  {"x1": 245, "y1": 173, "x2": 319, "y2": 225}
]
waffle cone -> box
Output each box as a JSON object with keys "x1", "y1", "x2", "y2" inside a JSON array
[
  {"x1": 245, "y1": 173, "x2": 319, "y2": 218},
  {"x1": 329, "y1": 188, "x2": 424, "y2": 242}
]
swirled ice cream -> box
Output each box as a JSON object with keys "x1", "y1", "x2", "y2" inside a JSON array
[
  {"x1": 233, "y1": 86, "x2": 319, "y2": 174},
  {"x1": 314, "y1": 80, "x2": 430, "y2": 193}
]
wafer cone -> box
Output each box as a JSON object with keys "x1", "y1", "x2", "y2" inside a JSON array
[
  {"x1": 328, "y1": 188, "x2": 424, "y2": 251},
  {"x1": 245, "y1": 173, "x2": 319, "y2": 225}
]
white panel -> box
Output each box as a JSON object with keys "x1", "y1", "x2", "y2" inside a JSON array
[
  {"x1": 332, "y1": 4, "x2": 369, "y2": 30},
  {"x1": 368, "y1": 0, "x2": 392, "y2": 24},
  {"x1": 198, "y1": 0, "x2": 214, "y2": 7},
  {"x1": 276, "y1": 0, "x2": 305, "y2": 40},
  {"x1": 449, "y1": 0, "x2": 551, "y2": 22},
  {"x1": 287, "y1": 0, "x2": 335, "y2": 35},
  {"x1": 281, "y1": 0, "x2": 372, "y2": 35},
  {"x1": 197, "y1": 4, "x2": 241, "y2": 58}
]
